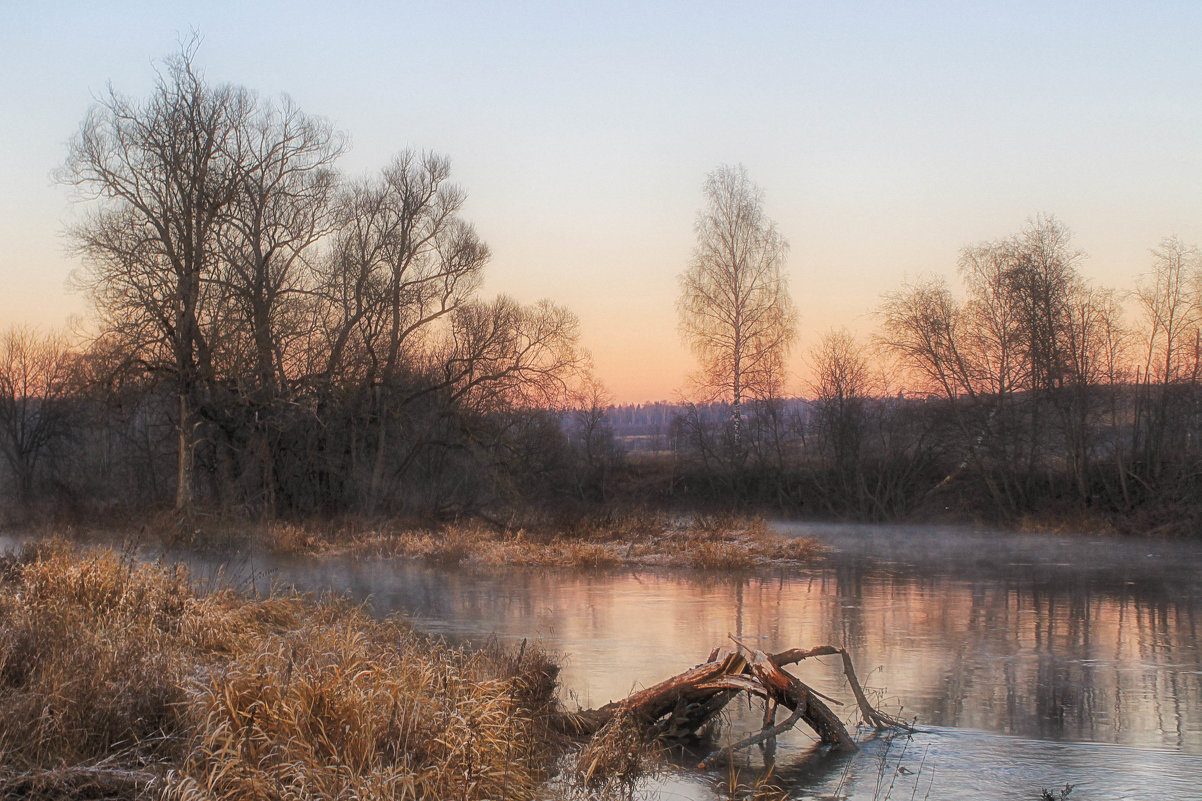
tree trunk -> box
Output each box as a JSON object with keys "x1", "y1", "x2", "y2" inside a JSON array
[{"x1": 176, "y1": 393, "x2": 195, "y2": 511}]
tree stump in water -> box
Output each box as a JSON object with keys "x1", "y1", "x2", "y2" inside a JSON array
[{"x1": 558, "y1": 637, "x2": 912, "y2": 766}]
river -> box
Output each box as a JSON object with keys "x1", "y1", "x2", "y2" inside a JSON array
[
  {"x1": 170, "y1": 522, "x2": 1202, "y2": 800},
  {"x1": 9, "y1": 523, "x2": 1200, "y2": 799}
]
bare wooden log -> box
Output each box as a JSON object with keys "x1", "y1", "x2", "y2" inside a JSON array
[
  {"x1": 740, "y1": 640, "x2": 855, "y2": 750},
  {"x1": 556, "y1": 638, "x2": 911, "y2": 761},
  {"x1": 557, "y1": 650, "x2": 746, "y2": 736},
  {"x1": 772, "y1": 643, "x2": 913, "y2": 731}
]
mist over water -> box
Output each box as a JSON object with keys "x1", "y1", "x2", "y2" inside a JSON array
[{"x1": 166, "y1": 523, "x2": 1202, "y2": 799}]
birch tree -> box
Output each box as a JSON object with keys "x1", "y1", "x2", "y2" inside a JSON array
[{"x1": 677, "y1": 165, "x2": 797, "y2": 448}]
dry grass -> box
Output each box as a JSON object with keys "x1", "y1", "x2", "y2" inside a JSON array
[
  {"x1": 16, "y1": 509, "x2": 823, "y2": 573},
  {"x1": 165, "y1": 622, "x2": 556, "y2": 801},
  {"x1": 318, "y1": 513, "x2": 823, "y2": 571},
  {"x1": 571, "y1": 712, "x2": 661, "y2": 788},
  {"x1": 0, "y1": 541, "x2": 562, "y2": 801}
]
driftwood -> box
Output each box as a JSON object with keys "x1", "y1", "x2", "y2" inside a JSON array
[{"x1": 559, "y1": 637, "x2": 911, "y2": 766}]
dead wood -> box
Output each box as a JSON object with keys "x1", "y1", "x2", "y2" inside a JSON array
[
  {"x1": 559, "y1": 637, "x2": 913, "y2": 765},
  {"x1": 698, "y1": 704, "x2": 805, "y2": 768}
]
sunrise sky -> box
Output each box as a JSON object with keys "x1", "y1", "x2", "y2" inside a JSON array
[{"x1": 3, "y1": 2, "x2": 1202, "y2": 402}]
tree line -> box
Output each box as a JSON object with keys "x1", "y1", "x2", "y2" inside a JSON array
[
  {"x1": 670, "y1": 179, "x2": 1202, "y2": 533},
  {"x1": 0, "y1": 44, "x2": 594, "y2": 521},
  {"x1": 2, "y1": 45, "x2": 1201, "y2": 533}
]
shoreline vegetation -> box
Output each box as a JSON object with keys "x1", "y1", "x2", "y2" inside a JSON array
[
  {"x1": 0, "y1": 526, "x2": 1143, "y2": 800},
  {"x1": 2, "y1": 44, "x2": 1199, "y2": 545},
  {"x1": 0, "y1": 541, "x2": 567, "y2": 800},
  {"x1": 254, "y1": 513, "x2": 826, "y2": 570},
  {"x1": 0, "y1": 536, "x2": 864, "y2": 801},
  {"x1": 12, "y1": 512, "x2": 826, "y2": 572},
  {"x1": 0, "y1": 538, "x2": 903, "y2": 801}
]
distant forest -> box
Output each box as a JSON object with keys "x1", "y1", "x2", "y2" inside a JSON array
[{"x1": 2, "y1": 46, "x2": 1201, "y2": 536}]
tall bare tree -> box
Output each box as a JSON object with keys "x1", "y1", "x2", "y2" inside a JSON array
[
  {"x1": 1137, "y1": 236, "x2": 1201, "y2": 385},
  {"x1": 63, "y1": 42, "x2": 347, "y2": 513},
  {"x1": 677, "y1": 165, "x2": 797, "y2": 448},
  {"x1": 317, "y1": 151, "x2": 488, "y2": 509},
  {"x1": 1132, "y1": 236, "x2": 1202, "y2": 479},
  {"x1": 212, "y1": 94, "x2": 343, "y2": 513},
  {"x1": 62, "y1": 42, "x2": 248, "y2": 510},
  {"x1": 216, "y1": 95, "x2": 343, "y2": 400},
  {"x1": 1003, "y1": 214, "x2": 1084, "y2": 393}
]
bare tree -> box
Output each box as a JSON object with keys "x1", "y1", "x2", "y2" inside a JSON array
[
  {"x1": 878, "y1": 274, "x2": 1018, "y2": 512},
  {"x1": 677, "y1": 165, "x2": 797, "y2": 449},
  {"x1": 568, "y1": 374, "x2": 619, "y2": 501},
  {"x1": 881, "y1": 217, "x2": 1123, "y2": 512},
  {"x1": 1136, "y1": 236, "x2": 1201, "y2": 385},
  {"x1": 351, "y1": 295, "x2": 585, "y2": 511},
  {"x1": 877, "y1": 276, "x2": 974, "y2": 402},
  {"x1": 957, "y1": 216, "x2": 1085, "y2": 496},
  {"x1": 317, "y1": 151, "x2": 489, "y2": 509},
  {"x1": 959, "y1": 240, "x2": 1026, "y2": 397},
  {"x1": 216, "y1": 95, "x2": 344, "y2": 400},
  {"x1": 62, "y1": 41, "x2": 248, "y2": 510},
  {"x1": 212, "y1": 94, "x2": 344, "y2": 514},
  {"x1": 63, "y1": 41, "x2": 349, "y2": 514},
  {"x1": 1132, "y1": 237, "x2": 1202, "y2": 480},
  {"x1": 438, "y1": 296, "x2": 585, "y2": 413},
  {"x1": 1002, "y1": 215, "x2": 1084, "y2": 394}
]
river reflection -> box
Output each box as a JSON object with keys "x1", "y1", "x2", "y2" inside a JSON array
[{"x1": 161, "y1": 526, "x2": 1202, "y2": 798}]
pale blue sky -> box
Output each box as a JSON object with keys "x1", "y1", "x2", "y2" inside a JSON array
[{"x1": 3, "y1": 1, "x2": 1201, "y2": 400}]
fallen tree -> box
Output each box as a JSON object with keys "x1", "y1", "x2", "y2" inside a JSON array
[{"x1": 559, "y1": 637, "x2": 912, "y2": 767}]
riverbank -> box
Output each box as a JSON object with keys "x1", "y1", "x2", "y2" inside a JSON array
[
  {"x1": 271, "y1": 513, "x2": 825, "y2": 569},
  {"x1": 15, "y1": 511, "x2": 824, "y2": 571},
  {"x1": 3, "y1": 529, "x2": 1200, "y2": 799},
  {"x1": 0, "y1": 541, "x2": 564, "y2": 800}
]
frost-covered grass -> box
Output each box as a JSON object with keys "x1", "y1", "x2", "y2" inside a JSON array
[{"x1": 0, "y1": 541, "x2": 561, "y2": 800}]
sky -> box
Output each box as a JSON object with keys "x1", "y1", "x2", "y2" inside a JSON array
[{"x1": 3, "y1": 1, "x2": 1202, "y2": 403}]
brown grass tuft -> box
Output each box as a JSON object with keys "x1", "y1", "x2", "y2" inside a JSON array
[
  {"x1": 165, "y1": 620, "x2": 556, "y2": 801},
  {"x1": 0, "y1": 541, "x2": 564, "y2": 800}
]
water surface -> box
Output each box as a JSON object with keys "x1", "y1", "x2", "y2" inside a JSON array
[
  {"x1": 8, "y1": 526, "x2": 1199, "y2": 798},
  {"x1": 180, "y1": 523, "x2": 1202, "y2": 800}
]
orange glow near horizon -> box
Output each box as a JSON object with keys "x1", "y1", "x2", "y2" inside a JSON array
[{"x1": 5, "y1": 5, "x2": 1202, "y2": 405}]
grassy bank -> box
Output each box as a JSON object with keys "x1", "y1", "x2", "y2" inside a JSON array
[
  {"x1": 250, "y1": 513, "x2": 824, "y2": 570},
  {"x1": 0, "y1": 542, "x2": 563, "y2": 800},
  {"x1": 27, "y1": 510, "x2": 825, "y2": 570}
]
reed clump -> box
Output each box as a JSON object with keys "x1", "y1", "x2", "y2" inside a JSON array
[
  {"x1": 667, "y1": 515, "x2": 824, "y2": 569},
  {"x1": 0, "y1": 541, "x2": 562, "y2": 800},
  {"x1": 166, "y1": 620, "x2": 557, "y2": 801}
]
